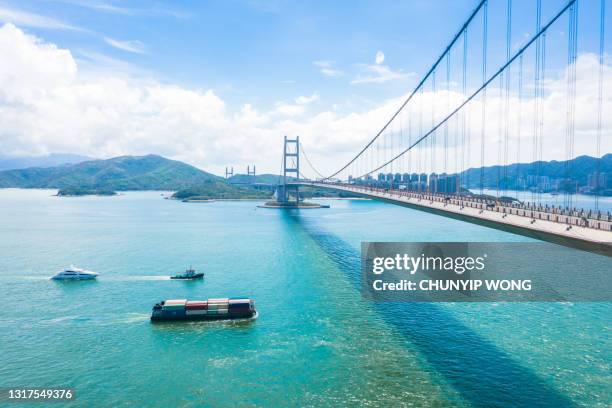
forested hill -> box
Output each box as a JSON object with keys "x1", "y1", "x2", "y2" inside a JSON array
[{"x1": 0, "y1": 154, "x2": 221, "y2": 190}]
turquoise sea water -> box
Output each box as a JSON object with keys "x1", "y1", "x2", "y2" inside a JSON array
[{"x1": 0, "y1": 189, "x2": 609, "y2": 407}]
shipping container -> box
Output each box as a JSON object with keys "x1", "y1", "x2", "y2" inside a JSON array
[
  {"x1": 164, "y1": 299, "x2": 187, "y2": 305},
  {"x1": 185, "y1": 301, "x2": 207, "y2": 310},
  {"x1": 229, "y1": 302, "x2": 250, "y2": 307},
  {"x1": 162, "y1": 309, "x2": 186, "y2": 318},
  {"x1": 186, "y1": 301, "x2": 207, "y2": 306},
  {"x1": 185, "y1": 309, "x2": 208, "y2": 316},
  {"x1": 151, "y1": 298, "x2": 256, "y2": 322},
  {"x1": 162, "y1": 306, "x2": 186, "y2": 312}
]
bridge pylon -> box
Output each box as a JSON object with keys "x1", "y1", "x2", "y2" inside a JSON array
[
  {"x1": 277, "y1": 135, "x2": 300, "y2": 204},
  {"x1": 247, "y1": 165, "x2": 256, "y2": 184}
]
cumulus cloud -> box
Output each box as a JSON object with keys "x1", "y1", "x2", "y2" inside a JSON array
[
  {"x1": 0, "y1": 23, "x2": 610, "y2": 178},
  {"x1": 104, "y1": 37, "x2": 147, "y2": 54}
]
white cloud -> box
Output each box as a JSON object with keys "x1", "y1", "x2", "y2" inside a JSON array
[
  {"x1": 295, "y1": 93, "x2": 319, "y2": 105},
  {"x1": 351, "y1": 52, "x2": 412, "y2": 85},
  {"x1": 104, "y1": 37, "x2": 146, "y2": 54},
  {"x1": 275, "y1": 93, "x2": 319, "y2": 117},
  {"x1": 0, "y1": 23, "x2": 610, "y2": 178},
  {"x1": 0, "y1": 6, "x2": 83, "y2": 30},
  {"x1": 351, "y1": 64, "x2": 412, "y2": 85},
  {"x1": 64, "y1": 1, "x2": 134, "y2": 15},
  {"x1": 51, "y1": 0, "x2": 190, "y2": 18},
  {"x1": 74, "y1": 50, "x2": 148, "y2": 76},
  {"x1": 375, "y1": 51, "x2": 385, "y2": 65},
  {"x1": 314, "y1": 60, "x2": 343, "y2": 77},
  {"x1": 275, "y1": 103, "x2": 305, "y2": 117}
]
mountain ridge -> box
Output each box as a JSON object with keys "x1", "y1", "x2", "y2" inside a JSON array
[{"x1": 0, "y1": 154, "x2": 221, "y2": 190}]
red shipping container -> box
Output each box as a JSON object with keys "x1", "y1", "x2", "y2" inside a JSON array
[{"x1": 186, "y1": 301, "x2": 208, "y2": 310}]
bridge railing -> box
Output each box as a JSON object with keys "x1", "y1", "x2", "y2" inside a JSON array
[{"x1": 308, "y1": 181, "x2": 612, "y2": 231}]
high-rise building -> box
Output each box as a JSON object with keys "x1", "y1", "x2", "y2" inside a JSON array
[{"x1": 428, "y1": 173, "x2": 438, "y2": 192}]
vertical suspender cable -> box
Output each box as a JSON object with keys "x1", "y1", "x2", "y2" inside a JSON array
[
  {"x1": 571, "y1": 2, "x2": 578, "y2": 207},
  {"x1": 432, "y1": 70, "x2": 437, "y2": 190},
  {"x1": 409, "y1": 100, "x2": 412, "y2": 178},
  {"x1": 596, "y1": 0, "x2": 605, "y2": 210},
  {"x1": 563, "y1": 5, "x2": 574, "y2": 207},
  {"x1": 463, "y1": 28, "x2": 469, "y2": 192},
  {"x1": 538, "y1": 31, "x2": 547, "y2": 205},
  {"x1": 533, "y1": 0, "x2": 542, "y2": 206},
  {"x1": 498, "y1": 74, "x2": 504, "y2": 198},
  {"x1": 517, "y1": 54, "x2": 523, "y2": 201},
  {"x1": 480, "y1": 0, "x2": 488, "y2": 195},
  {"x1": 419, "y1": 86, "x2": 423, "y2": 191},
  {"x1": 400, "y1": 104, "x2": 404, "y2": 177},
  {"x1": 504, "y1": 0, "x2": 512, "y2": 197},
  {"x1": 445, "y1": 53, "x2": 450, "y2": 192},
  {"x1": 564, "y1": 5, "x2": 573, "y2": 208}
]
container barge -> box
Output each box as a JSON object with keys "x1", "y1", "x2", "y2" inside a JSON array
[{"x1": 151, "y1": 298, "x2": 256, "y2": 322}]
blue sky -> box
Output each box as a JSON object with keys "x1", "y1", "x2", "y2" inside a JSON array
[
  {"x1": 0, "y1": 0, "x2": 609, "y2": 174},
  {"x1": 4, "y1": 0, "x2": 589, "y2": 111},
  {"x1": 2, "y1": 0, "x2": 478, "y2": 111}
]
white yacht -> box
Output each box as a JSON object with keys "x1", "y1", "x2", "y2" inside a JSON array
[{"x1": 51, "y1": 266, "x2": 98, "y2": 280}]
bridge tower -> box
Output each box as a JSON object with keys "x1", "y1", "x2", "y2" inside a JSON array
[
  {"x1": 225, "y1": 166, "x2": 234, "y2": 179},
  {"x1": 247, "y1": 165, "x2": 256, "y2": 184},
  {"x1": 277, "y1": 136, "x2": 300, "y2": 204}
]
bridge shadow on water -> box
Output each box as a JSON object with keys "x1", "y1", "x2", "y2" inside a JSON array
[{"x1": 282, "y1": 211, "x2": 574, "y2": 408}]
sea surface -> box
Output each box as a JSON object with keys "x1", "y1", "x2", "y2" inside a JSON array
[{"x1": 0, "y1": 189, "x2": 609, "y2": 407}]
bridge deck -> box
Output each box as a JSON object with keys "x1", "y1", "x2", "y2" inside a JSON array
[{"x1": 301, "y1": 182, "x2": 612, "y2": 255}]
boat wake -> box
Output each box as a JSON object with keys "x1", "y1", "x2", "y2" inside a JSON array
[{"x1": 102, "y1": 276, "x2": 171, "y2": 281}]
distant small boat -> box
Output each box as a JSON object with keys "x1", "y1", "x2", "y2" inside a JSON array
[
  {"x1": 551, "y1": 192, "x2": 559, "y2": 196},
  {"x1": 170, "y1": 266, "x2": 204, "y2": 280},
  {"x1": 51, "y1": 266, "x2": 98, "y2": 280}
]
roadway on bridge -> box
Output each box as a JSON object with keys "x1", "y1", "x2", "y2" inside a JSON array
[{"x1": 299, "y1": 182, "x2": 612, "y2": 255}]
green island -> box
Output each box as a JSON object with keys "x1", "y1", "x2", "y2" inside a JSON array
[
  {"x1": 57, "y1": 187, "x2": 117, "y2": 196},
  {"x1": 172, "y1": 181, "x2": 273, "y2": 201}
]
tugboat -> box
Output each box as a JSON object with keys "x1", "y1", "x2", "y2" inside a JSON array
[{"x1": 170, "y1": 266, "x2": 204, "y2": 280}]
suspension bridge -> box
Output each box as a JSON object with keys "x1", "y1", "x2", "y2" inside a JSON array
[{"x1": 270, "y1": 0, "x2": 611, "y2": 254}]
